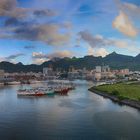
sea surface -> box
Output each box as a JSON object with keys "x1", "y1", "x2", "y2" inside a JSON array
[{"x1": 0, "y1": 80, "x2": 140, "y2": 140}]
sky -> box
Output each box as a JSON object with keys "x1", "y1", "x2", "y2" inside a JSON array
[{"x1": 0, "y1": 0, "x2": 140, "y2": 64}]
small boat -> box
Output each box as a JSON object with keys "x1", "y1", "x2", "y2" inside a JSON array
[
  {"x1": 18, "y1": 89, "x2": 26, "y2": 92},
  {"x1": 61, "y1": 88, "x2": 69, "y2": 95},
  {"x1": 17, "y1": 90, "x2": 34, "y2": 96},
  {"x1": 17, "y1": 89, "x2": 45, "y2": 96},
  {"x1": 45, "y1": 90, "x2": 55, "y2": 96},
  {"x1": 17, "y1": 82, "x2": 76, "y2": 97},
  {"x1": 34, "y1": 91, "x2": 45, "y2": 96},
  {"x1": 54, "y1": 87, "x2": 69, "y2": 95}
]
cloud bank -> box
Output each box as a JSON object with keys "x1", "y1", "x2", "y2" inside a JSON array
[
  {"x1": 32, "y1": 51, "x2": 73, "y2": 64},
  {"x1": 0, "y1": 53, "x2": 24, "y2": 63}
]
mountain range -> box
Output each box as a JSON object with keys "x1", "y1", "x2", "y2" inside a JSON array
[{"x1": 0, "y1": 52, "x2": 140, "y2": 73}]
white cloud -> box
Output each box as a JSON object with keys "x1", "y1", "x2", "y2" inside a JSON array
[
  {"x1": 87, "y1": 46, "x2": 109, "y2": 57},
  {"x1": 0, "y1": 53, "x2": 24, "y2": 63},
  {"x1": 87, "y1": 46, "x2": 94, "y2": 55},
  {"x1": 119, "y1": 0, "x2": 140, "y2": 19},
  {"x1": 32, "y1": 51, "x2": 73, "y2": 64},
  {"x1": 32, "y1": 58, "x2": 49, "y2": 65},
  {"x1": 78, "y1": 30, "x2": 132, "y2": 49},
  {"x1": 112, "y1": 11, "x2": 138, "y2": 37},
  {"x1": 96, "y1": 48, "x2": 109, "y2": 57}
]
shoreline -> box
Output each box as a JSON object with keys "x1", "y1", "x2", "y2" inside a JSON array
[
  {"x1": 89, "y1": 87, "x2": 140, "y2": 110},
  {"x1": 0, "y1": 80, "x2": 45, "y2": 86}
]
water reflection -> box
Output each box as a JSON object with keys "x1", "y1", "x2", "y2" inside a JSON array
[{"x1": 0, "y1": 80, "x2": 140, "y2": 140}]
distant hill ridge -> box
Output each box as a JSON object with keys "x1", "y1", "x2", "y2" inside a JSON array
[{"x1": 0, "y1": 52, "x2": 140, "y2": 72}]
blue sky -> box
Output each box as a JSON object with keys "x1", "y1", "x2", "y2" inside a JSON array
[{"x1": 0, "y1": 0, "x2": 140, "y2": 64}]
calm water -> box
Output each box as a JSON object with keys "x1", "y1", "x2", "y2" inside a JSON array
[{"x1": 0, "y1": 80, "x2": 140, "y2": 140}]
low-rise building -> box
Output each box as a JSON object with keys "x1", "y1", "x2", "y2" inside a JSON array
[
  {"x1": 0, "y1": 70, "x2": 4, "y2": 81},
  {"x1": 94, "y1": 72, "x2": 102, "y2": 81}
]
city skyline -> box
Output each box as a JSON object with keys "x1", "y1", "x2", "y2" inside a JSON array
[{"x1": 0, "y1": 0, "x2": 140, "y2": 64}]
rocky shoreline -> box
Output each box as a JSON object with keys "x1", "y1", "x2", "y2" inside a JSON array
[{"x1": 89, "y1": 88, "x2": 140, "y2": 110}]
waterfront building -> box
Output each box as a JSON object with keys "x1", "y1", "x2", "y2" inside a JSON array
[
  {"x1": 68, "y1": 71, "x2": 79, "y2": 79},
  {"x1": 101, "y1": 72, "x2": 115, "y2": 79},
  {"x1": 120, "y1": 69, "x2": 129, "y2": 75},
  {"x1": 94, "y1": 65, "x2": 114, "y2": 81},
  {"x1": 69, "y1": 66, "x2": 75, "y2": 73},
  {"x1": 116, "y1": 69, "x2": 130, "y2": 77},
  {"x1": 43, "y1": 67, "x2": 54, "y2": 76},
  {"x1": 94, "y1": 72, "x2": 101, "y2": 81},
  {"x1": 102, "y1": 65, "x2": 110, "y2": 72},
  {"x1": 0, "y1": 70, "x2": 5, "y2": 81},
  {"x1": 43, "y1": 67, "x2": 55, "y2": 80},
  {"x1": 96, "y1": 66, "x2": 102, "y2": 73}
]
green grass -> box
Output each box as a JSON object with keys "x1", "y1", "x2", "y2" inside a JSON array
[{"x1": 94, "y1": 83, "x2": 140, "y2": 101}]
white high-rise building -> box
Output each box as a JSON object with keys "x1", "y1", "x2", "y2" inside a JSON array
[
  {"x1": 96, "y1": 66, "x2": 102, "y2": 73},
  {"x1": 43, "y1": 67, "x2": 54, "y2": 76},
  {"x1": 102, "y1": 65, "x2": 110, "y2": 72}
]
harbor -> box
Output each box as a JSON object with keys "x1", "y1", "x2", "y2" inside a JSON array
[
  {"x1": 0, "y1": 80, "x2": 140, "y2": 139},
  {"x1": 17, "y1": 80, "x2": 75, "y2": 96}
]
